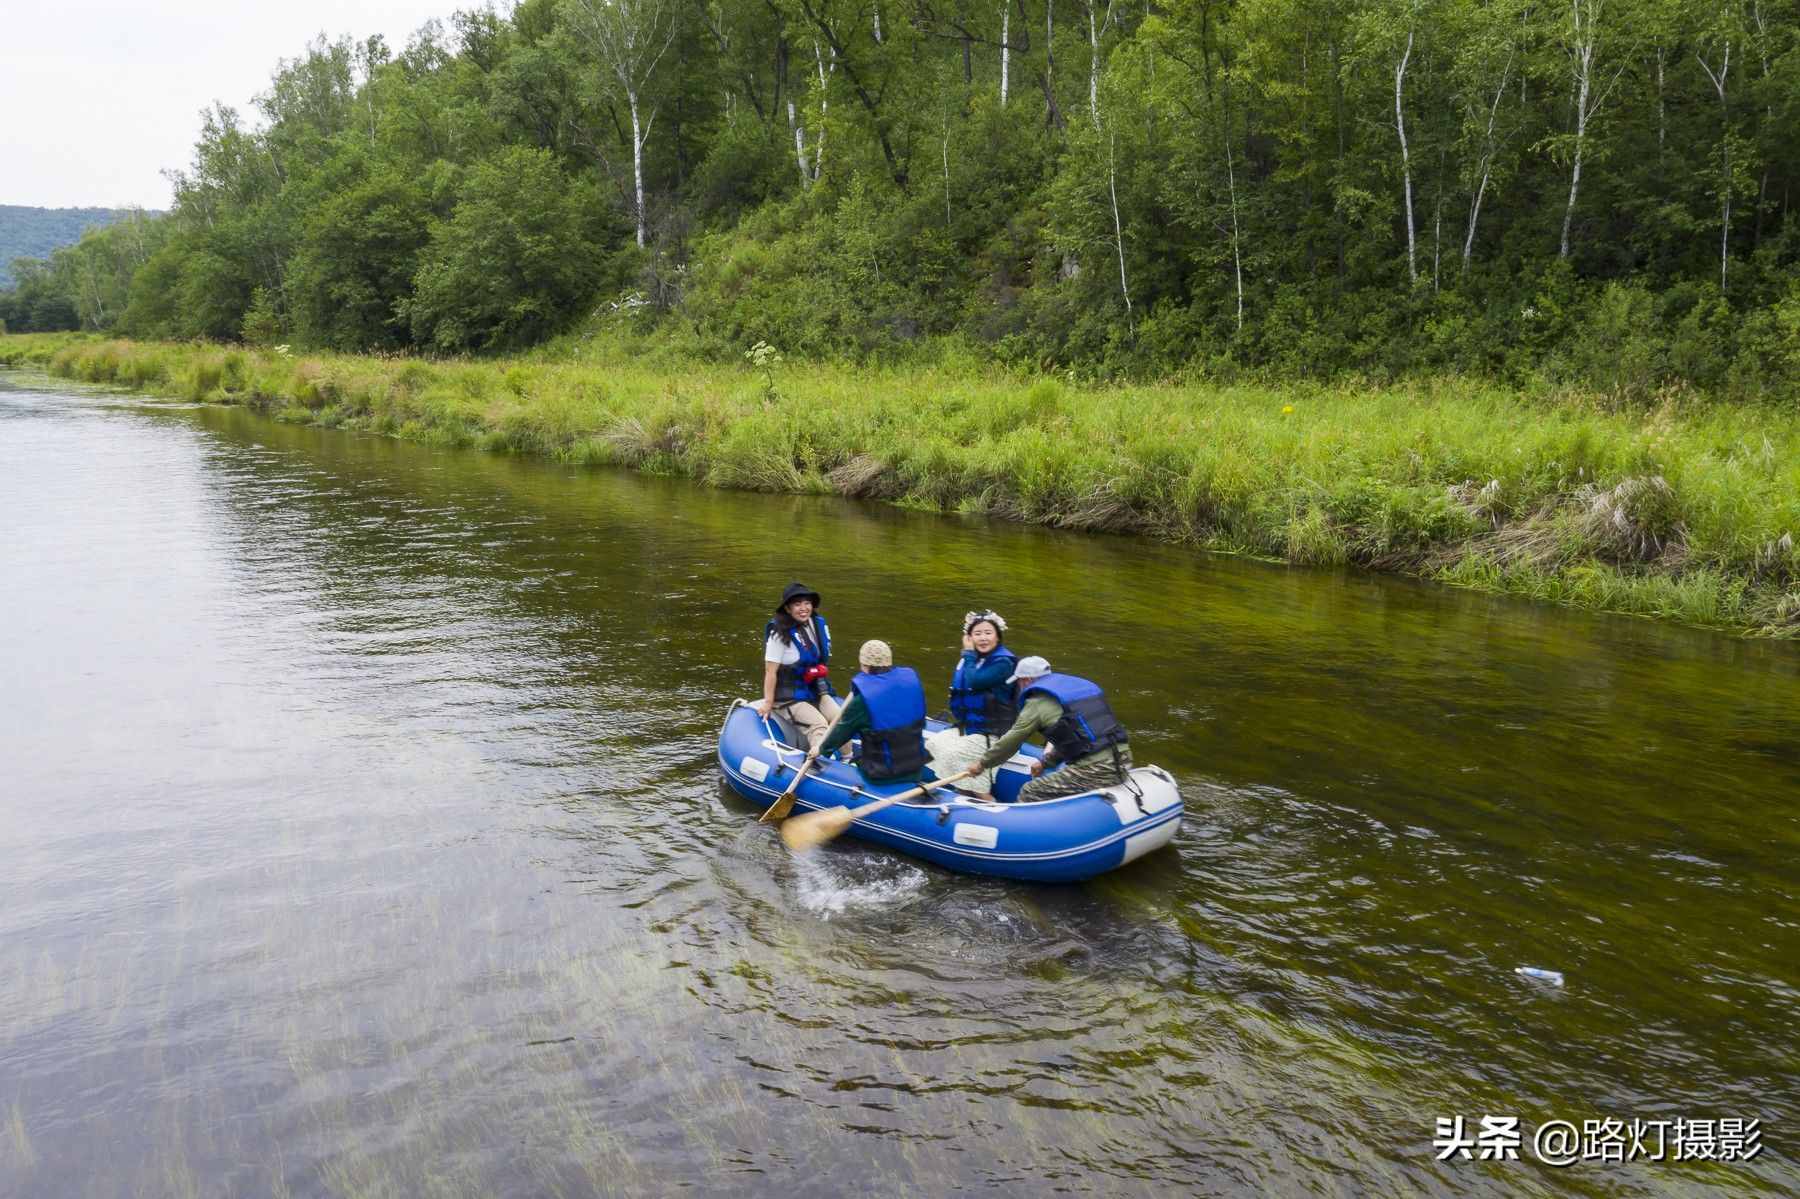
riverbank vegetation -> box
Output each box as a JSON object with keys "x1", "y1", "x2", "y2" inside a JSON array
[
  {"x1": 5, "y1": 0, "x2": 1796, "y2": 637},
  {"x1": 1, "y1": 0, "x2": 1797, "y2": 401},
  {"x1": 5, "y1": 331, "x2": 1796, "y2": 635}
]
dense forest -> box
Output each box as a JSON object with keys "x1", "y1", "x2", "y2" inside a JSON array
[
  {"x1": 0, "y1": 206, "x2": 143, "y2": 289},
  {"x1": 4, "y1": 0, "x2": 1798, "y2": 395}
]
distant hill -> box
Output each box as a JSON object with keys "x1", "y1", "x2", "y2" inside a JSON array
[{"x1": 0, "y1": 206, "x2": 148, "y2": 288}]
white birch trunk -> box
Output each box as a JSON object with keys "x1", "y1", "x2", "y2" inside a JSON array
[
  {"x1": 788, "y1": 100, "x2": 811, "y2": 184},
  {"x1": 565, "y1": 0, "x2": 678, "y2": 254},
  {"x1": 1655, "y1": 48, "x2": 1665, "y2": 151},
  {"x1": 82, "y1": 258, "x2": 107, "y2": 327},
  {"x1": 1696, "y1": 44, "x2": 1732, "y2": 290},
  {"x1": 1108, "y1": 126, "x2": 1131, "y2": 323},
  {"x1": 629, "y1": 89, "x2": 647, "y2": 247},
  {"x1": 1433, "y1": 180, "x2": 1442, "y2": 293},
  {"x1": 1088, "y1": 4, "x2": 1101, "y2": 126},
  {"x1": 1463, "y1": 55, "x2": 1511, "y2": 270},
  {"x1": 1753, "y1": 0, "x2": 1772, "y2": 245},
  {"x1": 812, "y1": 41, "x2": 833, "y2": 181},
  {"x1": 1001, "y1": 6, "x2": 1010, "y2": 106},
  {"x1": 1560, "y1": 110, "x2": 1585, "y2": 259},
  {"x1": 943, "y1": 124, "x2": 953, "y2": 223},
  {"x1": 1465, "y1": 172, "x2": 1492, "y2": 271},
  {"x1": 1560, "y1": 0, "x2": 1597, "y2": 260},
  {"x1": 1224, "y1": 114, "x2": 1244, "y2": 333},
  {"x1": 1395, "y1": 29, "x2": 1416, "y2": 285}
]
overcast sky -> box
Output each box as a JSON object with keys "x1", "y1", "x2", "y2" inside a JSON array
[{"x1": 3, "y1": 0, "x2": 460, "y2": 210}]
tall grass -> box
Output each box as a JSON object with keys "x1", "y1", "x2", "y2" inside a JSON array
[{"x1": 5, "y1": 330, "x2": 1797, "y2": 635}]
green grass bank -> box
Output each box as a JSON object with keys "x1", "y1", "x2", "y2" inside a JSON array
[{"x1": 6, "y1": 331, "x2": 1798, "y2": 637}]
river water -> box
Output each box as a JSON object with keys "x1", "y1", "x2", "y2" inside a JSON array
[{"x1": 1, "y1": 371, "x2": 1795, "y2": 1197}]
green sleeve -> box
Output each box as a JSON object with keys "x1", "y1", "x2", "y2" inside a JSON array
[
  {"x1": 819, "y1": 693, "x2": 870, "y2": 755},
  {"x1": 976, "y1": 694, "x2": 1060, "y2": 770}
]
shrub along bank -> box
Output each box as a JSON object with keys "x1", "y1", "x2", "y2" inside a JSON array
[{"x1": 5, "y1": 332, "x2": 1797, "y2": 636}]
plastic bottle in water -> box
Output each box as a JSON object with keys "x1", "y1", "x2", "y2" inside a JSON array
[{"x1": 1515, "y1": 966, "x2": 1564, "y2": 986}]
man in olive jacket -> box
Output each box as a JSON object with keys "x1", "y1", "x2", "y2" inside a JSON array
[{"x1": 958, "y1": 655, "x2": 1133, "y2": 802}]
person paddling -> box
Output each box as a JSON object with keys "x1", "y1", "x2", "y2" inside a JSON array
[
  {"x1": 818, "y1": 640, "x2": 929, "y2": 785},
  {"x1": 924, "y1": 609, "x2": 1017, "y2": 799},
  {"x1": 756, "y1": 582, "x2": 841, "y2": 755},
  {"x1": 958, "y1": 655, "x2": 1132, "y2": 802}
]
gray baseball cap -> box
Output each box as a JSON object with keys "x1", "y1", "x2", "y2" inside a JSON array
[{"x1": 1005, "y1": 655, "x2": 1051, "y2": 683}]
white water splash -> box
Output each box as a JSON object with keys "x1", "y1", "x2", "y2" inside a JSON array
[{"x1": 793, "y1": 853, "x2": 928, "y2": 918}]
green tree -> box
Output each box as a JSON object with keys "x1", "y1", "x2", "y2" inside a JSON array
[
  {"x1": 405, "y1": 145, "x2": 609, "y2": 350},
  {"x1": 286, "y1": 148, "x2": 432, "y2": 349}
]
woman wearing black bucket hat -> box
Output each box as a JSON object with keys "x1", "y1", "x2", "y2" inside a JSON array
[{"x1": 755, "y1": 582, "x2": 842, "y2": 754}]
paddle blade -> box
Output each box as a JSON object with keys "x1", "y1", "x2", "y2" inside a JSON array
[
  {"x1": 780, "y1": 805, "x2": 857, "y2": 853},
  {"x1": 759, "y1": 788, "x2": 799, "y2": 823},
  {"x1": 758, "y1": 756, "x2": 815, "y2": 823}
]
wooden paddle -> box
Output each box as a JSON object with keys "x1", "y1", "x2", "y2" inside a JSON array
[
  {"x1": 780, "y1": 773, "x2": 969, "y2": 853},
  {"x1": 758, "y1": 697, "x2": 851, "y2": 823}
]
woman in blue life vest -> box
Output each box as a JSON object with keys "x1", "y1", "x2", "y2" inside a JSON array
[
  {"x1": 819, "y1": 640, "x2": 928, "y2": 784},
  {"x1": 756, "y1": 582, "x2": 841, "y2": 755},
  {"x1": 923, "y1": 610, "x2": 1017, "y2": 799},
  {"x1": 956, "y1": 655, "x2": 1134, "y2": 803}
]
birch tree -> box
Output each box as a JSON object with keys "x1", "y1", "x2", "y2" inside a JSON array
[
  {"x1": 1002, "y1": 2, "x2": 1011, "y2": 103},
  {"x1": 1089, "y1": 0, "x2": 1116, "y2": 124},
  {"x1": 1044, "y1": 0, "x2": 1066, "y2": 126},
  {"x1": 1219, "y1": 74, "x2": 1246, "y2": 331},
  {"x1": 1693, "y1": 14, "x2": 1735, "y2": 289},
  {"x1": 563, "y1": 0, "x2": 681, "y2": 247},
  {"x1": 1451, "y1": 0, "x2": 1521, "y2": 269},
  {"x1": 1395, "y1": 26, "x2": 1418, "y2": 283},
  {"x1": 1554, "y1": 0, "x2": 1627, "y2": 259},
  {"x1": 1352, "y1": 0, "x2": 1427, "y2": 285},
  {"x1": 1108, "y1": 121, "x2": 1133, "y2": 323},
  {"x1": 784, "y1": 39, "x2": 835, "y2": 184},
  {"x1": 792, "y1": 0, "x2": 917, "y2": 189}
]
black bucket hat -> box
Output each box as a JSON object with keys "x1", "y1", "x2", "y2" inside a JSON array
[{"x1": 776, "y1": 582, "x2": 822, "y2": 613}]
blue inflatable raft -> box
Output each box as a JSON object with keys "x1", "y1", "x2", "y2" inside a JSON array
[{"x1": 717, "y1": 700, "x2": 1183, "y2": 883}]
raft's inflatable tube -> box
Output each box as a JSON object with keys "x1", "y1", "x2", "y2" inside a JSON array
[{"x1": 718, "y1": 700, "x2": 1182, "y2": 883}]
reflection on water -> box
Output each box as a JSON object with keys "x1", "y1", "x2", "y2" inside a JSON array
[{"x1": 0, "y1": 371, "x2": 1795, "y2": 1197}]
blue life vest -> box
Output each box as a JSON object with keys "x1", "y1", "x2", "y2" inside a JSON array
[
  {"x1": 764, "y1": 614, "x2": 834, "y2": 702},
  {"x1": 949, "y1": 646, "x2": 1019, "y2": 735},
  {"x1": 1020, "y1": 673, "x2": 1129, "y2": 761},
  {"x1": 850, "y1": 666, "x2": 928, "y2": 782}
]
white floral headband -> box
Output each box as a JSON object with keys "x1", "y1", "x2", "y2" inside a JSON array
[{"x1": 963, "y1": 610, "x2": 1008, "y2": 635}]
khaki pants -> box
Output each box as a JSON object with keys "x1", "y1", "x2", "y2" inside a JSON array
[
  {"x1": 925, "y1": 727, "x2": 1000, "y2": 797},
  {"x1": 779, "y1": 694, "x2": 842, "y2": 754},
  {"x1": 1017, "y1": 746, "x2": 1134, "y2": 803}
]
